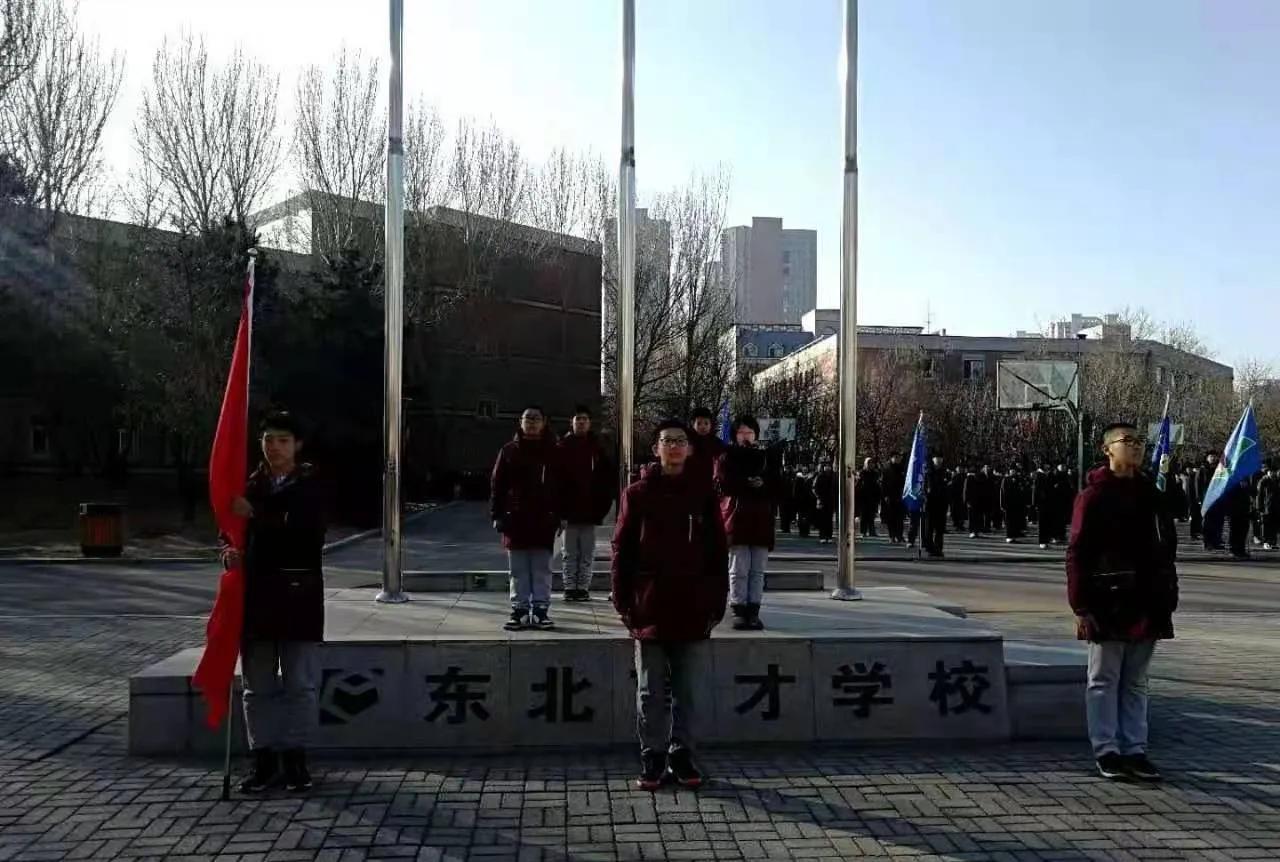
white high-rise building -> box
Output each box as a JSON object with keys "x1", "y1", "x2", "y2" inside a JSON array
[{"x1": 720, "y1": 217, "x2": 817, "y2": 325}]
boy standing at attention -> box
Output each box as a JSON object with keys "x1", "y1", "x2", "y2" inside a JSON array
[{"x1": 612, "y1": 419, "x2": 729, "y2": 791}]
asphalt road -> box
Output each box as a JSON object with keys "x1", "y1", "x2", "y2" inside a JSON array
[{"x1": 2, "y1": 501, "x2": 1276, "y2": 620}]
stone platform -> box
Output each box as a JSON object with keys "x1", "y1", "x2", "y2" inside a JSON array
[{"x1": 129, "y1": 588, "x2": 1085, "y2": 756}]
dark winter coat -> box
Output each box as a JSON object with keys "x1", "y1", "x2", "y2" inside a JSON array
[
  {"x1": 924, "y1": 465, "x2": 949, "y2": 514},
  {"x1": 688, "y1": 432, "x2": 728, "y2": 494},
  {"x1": 1066, "y1": 466, "x2": 1178, "y2": 642},
  {"x1": 963, "y1": 472, "x2": 990, "y2": 509},
  {"x1": 882, "y1": 463, "x2": 906, "y2": 511},
  {"x1": 812, "y1": 470, "x2": 838, "y2": 510},
  {"x1": 793, "y1": 473, "x2": 817, "y2": 514},
  {"x1": 236, "y1": 463, "x2": 327, "y2": 643},
  {"x1": 715, "y1": 446, "x2": 776, "y2": 550},
  {"x1": 611, "y1": 464, "x2": 730, "y2": 642},
  {"x1": 1259, "y1": 474, "x2": 1280, "y2": 516},
  {"x1": 856, "y1": 468, "x2": 881, "y2": 508},
  {"x1": 557, "y1": 431, "x2": 615, "y2": 525},
  {"x1": 1032, "y1": 470, "x2": 1053, "y2": 512},
  {"x1": 1000, "y1": 476, "x2": 1028, "y2": 516},
  {"x1": 490, "y1": 433, "x2": 561, "y2": 550},
  {"x1": 949, "y1": 472, "x2": 966, "y2": 511}
]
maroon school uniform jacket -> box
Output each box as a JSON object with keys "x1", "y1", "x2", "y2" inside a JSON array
[
  {"x1": 688, "y1": 432, "x2": 728, "y2": 495},
  {"x1": 490, "y1": 432, "x2": 561, "y2": 550},
  {"x1": 557, "y1": 431, "x2": 615, "y2": 525},
  {"x1": 715, "y1": 445, "x2": 776, "y2": 550},
  {"x1": 1066, "y1": 466, "x2": 1178, "y2": 642},
  {"x1": 611, "y1": 464, "x2": 730, "y2": 642}
]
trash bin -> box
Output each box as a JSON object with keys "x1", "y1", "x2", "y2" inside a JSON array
[{"x1": 79, "y1": 502, "x2": 124, "y2": 558}]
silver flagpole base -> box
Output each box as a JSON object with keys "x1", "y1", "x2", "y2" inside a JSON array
[
  {"x1": 375, "y1": 590, "x2": 411, "y2": 604},
  {"x1": 829, "y1": 586, "x2": 864, "y2": 601}
]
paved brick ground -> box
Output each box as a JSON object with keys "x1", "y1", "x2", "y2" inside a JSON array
[{"x1": 2, "y1": 609, "x2": 1279, "y2": 861}]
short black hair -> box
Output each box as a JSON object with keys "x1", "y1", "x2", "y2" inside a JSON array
[
  {"x1": 1100, "y1": 421, "x2": 1137, "y2": 440},
  {"x1": 259, "y1": 410, "x2": 303, "y2": 438},
  {"x1": 690, "y1": 407, "x2": 714, "y2": 421},
  {"x1": 572, "y1": 405, "x2": 592, "y2": 418},
  {"x1": 731, "y1": 414, "x2": 760, "y2": 437},
  {"x1": 653, "y1": 418, "x2": 689, "y2": 443},
  {"x1": 520, "y1": 404, "x2": 545, "y2": 418}
]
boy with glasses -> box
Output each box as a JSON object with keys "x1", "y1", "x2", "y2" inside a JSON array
[{"x1": 1067, "y1": 423, "x2": 1178, "y2": 782}]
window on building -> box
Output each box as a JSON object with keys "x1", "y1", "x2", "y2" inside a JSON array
[
  {"x1": 921, "y1": 356, "x2": 936, "y2": 379},
  {"x1": 768, "y1": 343, "x2": 787, "y2": 358},
  {"x1": 477, "y1": 399, "x2": 497, "y2": 420},
  {"x1": 782, "y1": 250, "x2": 792, "y2": 264},
  {"x1": 30, "y1": 420, "x2": 49, "y2": 458},
  {"x1": 962, "y1": 356, "x2": 985, "y2": 382},
  {"x1": 743, "y1": 342, "x2": 759, "y2": 358},
  {"x1": 117, "y1": 429, "x2": 132, "y2": 457}
]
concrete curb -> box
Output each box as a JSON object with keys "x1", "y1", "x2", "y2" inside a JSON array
[{"x1": 0, "y1": 501, "x2": 453, "y2": 567}]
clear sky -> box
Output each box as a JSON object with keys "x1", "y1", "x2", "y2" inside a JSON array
[{"x1": 80, "y1": 0, "x2": 1280, "y2": 369}]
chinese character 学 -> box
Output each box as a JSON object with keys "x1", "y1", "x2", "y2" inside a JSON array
[
  {"x1": 831, "y1": 662, "x2": 894, "y2": 718},
  {"x1": 529, "y1": 667, "x2": 595, "y2": 723},
  {"x1": 928, "y1": 659, "x2": 992, "y2": 716},
  {"x1": 734, "y1": 664, "x2": 797, "y2": 720},
  {"x1": 424, "y1": 667, "x2": 492, "y2": 724}
]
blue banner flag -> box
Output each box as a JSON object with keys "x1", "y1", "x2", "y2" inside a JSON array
[
  {"x1": 717, "y1": 399, "x2": 732, "y2": 443},
  {"x1": 1201, "y1": 402, "x2": 1262, "y2": 516},
  {"x1": 903, "y1": 412, "x2": 927, "y2": 513},
  {"x1": 1151, "y1": 394, "x2": 1172, "y2": 492}
]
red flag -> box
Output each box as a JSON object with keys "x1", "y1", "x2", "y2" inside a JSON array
[{"x1": 191, "y1": 255, "x2": 255, "y2": 729}]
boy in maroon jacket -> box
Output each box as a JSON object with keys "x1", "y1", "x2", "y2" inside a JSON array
[
  {"x1": 557, "y1": 405, "x2": 615, "y2": 602},
  {"x1": 687, "y1": 406, "x2": 728, "y2": 491},
  {"x1": 1067, "y1": 421, "x2": 1178, "y2": 782},
  {"x1": 490, "y1": 405, "x2": 561, "y2": 631},
  {"x1": 612, "y1": 419, "x2": 729, "y2": 791},
  {"x1": 715, "y1": 415, "x2": 776, "y2": 631}
]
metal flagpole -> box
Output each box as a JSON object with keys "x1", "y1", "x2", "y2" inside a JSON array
[
  {"x1": 378, "y1": 0, "x2": 409, "y2": 604},
  {"x1": 617, "y1": 0, "x2": 637, "y2": 490},
  {"x1": 832, "y1": 0, "x2": 862, "y2": 601}
]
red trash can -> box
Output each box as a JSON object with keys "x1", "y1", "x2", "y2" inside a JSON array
[{"x1": 79, "y1": 503, "x2": 124, "y2": 558}]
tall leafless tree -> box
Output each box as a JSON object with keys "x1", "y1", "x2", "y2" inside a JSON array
[
  {"x1": 0, "y1": 0, "x2": 122, "y2": 218},
  {"x1": 134, "y1": 33, "x2": 282, "y2": 233},
  {"x1": 0, "y1": 0, "x2": 38, "y2": 100},
  {"x1": 404, "y1": 95, "x2": 445, "y2": 217},
  {"x1": 292, "y1": 46, "x2": 384, "y2": 263}
]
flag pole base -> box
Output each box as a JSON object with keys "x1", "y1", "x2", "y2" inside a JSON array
[
  {"x1": 829, "y1": 587, "x2": 863, "y2": 602},
  {"x1": 375, "y1": 590, "x2": 411, "y2": 604}
]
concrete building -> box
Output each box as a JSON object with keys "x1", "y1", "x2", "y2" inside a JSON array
[
  {"x1": 720, "y1": 323, "x2": 817, "y2": 386},
  {"x1": 721, "y1": 217, "x2": 817, "y2": 325}
]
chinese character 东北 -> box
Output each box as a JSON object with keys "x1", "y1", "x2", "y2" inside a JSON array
[
  {"x1": 528, "y1": 666, "x2": 595, "y2": 723},
  {"x1": 424, "y1": 666, "x2": 492, "y2": 724}
]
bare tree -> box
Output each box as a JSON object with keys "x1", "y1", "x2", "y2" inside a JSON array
[
  {"x1": 292, "y1": 46, "x2": 383, "y2": 262},
  {"x1": 403, "y1": 95, "x2": 445, "y2": 216},
  {"x1": 0, "y1": 0, "x2": 123, "y2": 218},
  {"x1": 135, "y1": 33, "x2": 282, "y2": 233},
  {"x1": 0, "y1": 0, "x2": 38, "y2": 100}
]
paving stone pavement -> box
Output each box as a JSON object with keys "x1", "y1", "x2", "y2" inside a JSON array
[{"x1": 2, "y1": 611, "x2": 1280, "y2": 861}]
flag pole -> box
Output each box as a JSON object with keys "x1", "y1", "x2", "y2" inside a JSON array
[
  {"x1": 378, "y1": 0, "x2": 409, "y2": 604},
  {"x1": 617, "y1": 0, "x2": 637, "y2": 492},
  {"x1": 221, "y1": 676, "x2": 234, "y2": 800},
  {"x1": 832, "y1": 0, "x2": 862, "y2": 601}
]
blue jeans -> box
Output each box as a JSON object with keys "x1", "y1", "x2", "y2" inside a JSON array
[
  {"x1": 635, "y1": 639, "x2": 708, "y2": 753},
  {"x1": 562, "y1": 525, "x2": 596, "y2": 592},
  {"x1": 509, "y1": 549, "x2": 552, "y2": 611},
  {"x1": 729, "y1": 546, "x2": 768, "y2": 605},
  {"x1": 241, "y1": 640, "x2": 318, "y2": 752},
  {"x1": 1086, "y1": 640, "x2": 1156, "y2": 757}
]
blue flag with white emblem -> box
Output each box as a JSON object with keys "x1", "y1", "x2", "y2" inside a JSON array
[
  {"x1": 717, "y1": 399, "x2": 732, "y2": 443},
  {"x1": 1151, "y1": 394, "x2": 1173, "y2": 492},
  {"x1": 1201, "y1": 402, "x2": 1262, "y2": 516},
  {"x1": 903, "y1": 412, "x2": 927, "y2": 513}
]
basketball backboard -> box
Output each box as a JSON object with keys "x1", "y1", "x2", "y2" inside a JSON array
[{"x1": 997, "y1": 360, "x2": 1079, "y2": 411}]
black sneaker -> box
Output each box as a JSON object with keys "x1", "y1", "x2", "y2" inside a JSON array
[
  {"x1": 578, "y1": 590, "x2": 591, "y2": 602},
  {"x1": 1124, "y1": 754, "x2": 1162, "y2": 782},
  {"x1": 503, "y1": 610, "x2": 528, "y2": 631},
  {"x1": 730, "y1": 605, "x2": 752, "y2": 631},
  {"x1": 238, "y1": 748, "x2": 279, "y2": 794},
  {"x1": 636, "y1": 749, "x2": 667, "y2": 791},
  {"x1": 563, "y1": 590, "x2": 576, "y2": 603},
  {"x1": 282, "y1": 749, "x2": 313, "y2": 792},
  {"x1": 1096, "y1": 752, "x2": 1128, "y2": 781},
  {"x1": 666, "y1": 746, "x2": 703, "y2": 789},
  {"x1": 532, "y1": 607, "x2": 555, "y2": 629}
]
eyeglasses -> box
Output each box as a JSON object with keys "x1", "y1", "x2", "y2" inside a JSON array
[
  {"x1": 1107, "y1": 436, "x2": 1144, "y2": 448},
  {"x1": 658, "y1": 436, "x2": 689, "y2": 447}
]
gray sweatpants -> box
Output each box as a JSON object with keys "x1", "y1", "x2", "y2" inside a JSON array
[
  {"x1": 1086, "y1": 640, "x2": 1156, "y2": 757},
  {"x1": 241, "y1": 640, "x2": 319, "y2": 752},
  {"x1": 509, "y1": 549, "x2": 553, "y2": 611},
  {"x1": 562, "y1": 524, "x2": 596, "y2": 592},
  {"x1": 635, "y1": 639, "x2": 709, "y2": 753}
]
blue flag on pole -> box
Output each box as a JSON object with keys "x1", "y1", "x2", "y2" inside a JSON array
[
  {"x1": 903, "y1": 412, "x2": 927, "y2": 513},
  {"x1": 717, "y1": 399, "x2": 732, "y2": 443},
  {"x1": 1201, "y1": 402, "x2": 1262, "y2": 516},
  {"x1": 1150, "y1": 394, "x2": 1172, "y2": 492}
]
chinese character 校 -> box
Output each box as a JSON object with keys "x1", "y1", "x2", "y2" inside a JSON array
[
  {"x1": 928, "y1": 659, "x2": 991, "y2": 716},
  {"x1": 424, "y1": 667, "x2": 492, "y2": 724},
  {"x1": 529, "y1": 667, "x2": 595, "y2": 723},
  {"x1": 735, "y1": 664, "x2": 797, "y2": 720},
  {"x1": 831, "y1": 662, "x2": 894, "y2": 718}
]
